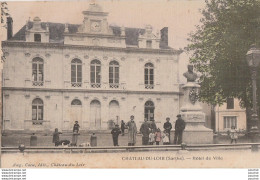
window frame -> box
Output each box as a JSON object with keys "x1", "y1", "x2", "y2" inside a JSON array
[
  {"x1": 71, "y1": 58, "x2": 82, "y2": 87},
  {"x1": 90, "y1": 59, "x2": 101, "y2": 88},
  {"x1": 109, "y1": 61, "x2": 119, "y2": 88},
  {"x1": 32, "y1": 98, "x2": 44, "y2": 125},
  {"x1": 34, "y1": 33, "x2": 41, "y2": 42},
  {"x1": 32, "y1": 57, "x2": 44, "y2": 86},
  {"x1": 144, "y1": 100, "x2": 155, "y2": 121},
  {"x1": 223, "y1": 116, "x2": 237, "y2": 129},
  {"x1": 144, "y1": 63, "x2": 154, "y2": 89}
]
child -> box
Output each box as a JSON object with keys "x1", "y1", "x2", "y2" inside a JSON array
[
  {"x1": 52, "y1": 128, "x2": 62, "y2": 146},
  {"x1": 154, "y1": 128, "x2": 162, "y2": 145},
  {"x1": 230, "y1": 126, "x2": 238, "y2": 144},
  {"x1": 111, "y1": 124, "x2": 121, "y2": 146},
  {"x1": 162, "y1": 131, "x2": 170, "y2": 145},
  {"x1": 149, "y1": 130, "x2": 155, "y2": 145}
]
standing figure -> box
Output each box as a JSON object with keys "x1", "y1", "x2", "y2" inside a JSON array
[
  {"x1": 163, "y1": 117, "x2": 172, "y2": 143},
  {"x1": 140, "y1": 118, "x2": 150, "y2": 145},
  {"x1": 121, "y1": 120, "x2": 125, "y2": 136},
  {"x1": 149, "y1": 130, "x2": 155, "y2": 145},
  {"x1": 111, "y1": 124, "x2": 121, "y2": 146},
  {"x1": 53, "y1": 128, "x2": 62, "y2": 146},
  {"x1": 71, "y1": 131, "x2": 80, "y2": 146},
  {"x1": 90, "y1": 133, "x2": 97, "y2": 147},
  {"x1": 173, "y1": 114, "x2": 186, "y2": 145},
  {"x1": 154, "y1": 128, "x2": 162, "y2": 145},
  {"x1": 73, "y1": 121, "x2": 80, "y2": 133},
  {"x1": 125, "y1": 115, "x2": 137, "y2": 146},
  {"x1": 149, "y1": 119, "x2": 157, "y2": 132},
  {"x1": 230, "y1": 126, "x2": 238, "y2": 144},
  {"x1": 162, "y1": 131, "x2": 170, "y2": 145}
]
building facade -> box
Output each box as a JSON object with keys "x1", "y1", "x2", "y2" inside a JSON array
[
  {"x1": 215, "y1": 98, "x2": 246, "y2": 132},
  {"x1": 2, "y1": 4, "x2": 182, "y2": 132}
]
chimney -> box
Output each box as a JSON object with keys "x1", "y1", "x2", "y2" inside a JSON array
[
  {"x1": 160, "y1": 27, "x2": 168, "y2": 48},
  {"x1": 7, "y1": 17, "x2": 13, "y2": 40}
]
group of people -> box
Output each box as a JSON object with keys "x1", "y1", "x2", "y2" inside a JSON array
[
  {"x1": 111, "y1": 114, "x2": 186, "y2": 146},
  {"x1": 52, "y1": 114, "x2": 186, "y2": 147}
]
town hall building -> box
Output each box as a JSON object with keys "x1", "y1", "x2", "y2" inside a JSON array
[{"x1": 2, "y1": 3, "x2": 182, "y2": 132}]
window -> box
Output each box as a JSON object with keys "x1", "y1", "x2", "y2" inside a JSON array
[
  {"x1": 32, "y1": 57, "x2": 44, "y2": 86},
  {"x1": 71, "y1": 99, "x2": 82, "y2": 106},
  {"x1": 146, "y1": 40, "x2": 152, "y2": 48},
  {"x1": 109, "y1": 61, "x2": 119, "y2": 88},
  {"x1": 32, "y1": 98, "x2": 43, "y2": 125},
  {"x1": 71, "y1": 59, "x2": 82, "y2": 87},
  {"x1": 144, "y1": 63, "x2": 154, "y2": 89},
  {"x1": 223, "y1": 116, "x2": 237, "y2": 129},
  {"x1": 144, "y1": 101, "x2": 155, "y2": 121},
  {"x1": 226, "y1": 98, "x2": 234, "y2": 109},
  {"x1": 34, "y1": 34, "x2": 41, "y2": 42},
  {"x1": 90, "y1": 60, "x2": 101, "y2": 88}
]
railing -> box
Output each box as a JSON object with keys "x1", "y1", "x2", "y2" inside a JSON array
[
  {"x1": 71, "y1": 82, "x2": 82, "y2": 87},
  {"x1": 32, "y1": 81, "x2": 44, "y2": 86},
  {"x1": 109, "y1": 83, "x2": 119, "y2": 89},
  {"x1": 145, "y1": 84, "x2": 154, "y2": 89},
  {"x1": 91, "y1": 83, "x2": 101, "y2": 88}
]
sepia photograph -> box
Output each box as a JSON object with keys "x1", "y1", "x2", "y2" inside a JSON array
[{"x1": 0, "y1": 0, "x2": 260, "y2": 169}]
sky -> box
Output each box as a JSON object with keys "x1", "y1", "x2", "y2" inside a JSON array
[{"x1": 1, "y1": 0, "x2": 206, "y2": 83}]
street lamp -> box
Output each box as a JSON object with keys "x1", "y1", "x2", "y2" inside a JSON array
[{"x1": 246, "y1": 44, "x2": 260, "y2": 142}]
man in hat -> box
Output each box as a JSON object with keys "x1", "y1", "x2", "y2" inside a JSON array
[
  {"x1": 111, "y1": 124, "x2": 121, "y2": 146},
  {"x1": 140, "y1": 118, "x2": 150, "y2": 145},
  {"x1": 163, "y1": 117, "x2": 172, "y2": 143},
  {"x1": 125, "y1": 115, "x2": 137, "y2": 146},
  {"x1": 73, "y1": 121, "x2": 80, "y2": 133},
  {"x1": 174, "y1": 114, "x2": 186, "y2": 144}
]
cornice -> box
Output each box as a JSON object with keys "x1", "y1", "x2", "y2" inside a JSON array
[
  {"x1": 2, "y1": 87, "x2": 181, "y2": 95},
  {"x1": 2, "y1": 41, "x2": 182, "y2": 55}
]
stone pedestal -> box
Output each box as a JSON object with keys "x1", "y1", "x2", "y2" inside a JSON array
[{"x1": 181, "y1": 82, "x2": 213, "y2": 144}]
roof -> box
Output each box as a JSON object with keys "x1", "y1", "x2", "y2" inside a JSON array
[{"x1": 10, "y1": 22, "x2": 172, "y2": 49}]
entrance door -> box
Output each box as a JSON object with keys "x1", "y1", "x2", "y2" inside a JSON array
[
  {"x1": 90, "y1": 100, "x2": 101, "y2": 129},
  {"x1": 109, "y1": 100, "x2": 120, "y2": 124},
  {"x1": 70, "y1": 99, "x2": 82, "y2": 130}
]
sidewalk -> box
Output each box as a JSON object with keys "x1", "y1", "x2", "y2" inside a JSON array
[{"x1": 1, "y1": 133, "x2": 251, "y2": 147}]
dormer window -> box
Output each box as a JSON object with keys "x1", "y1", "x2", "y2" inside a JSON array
[
  {"x1": 34, "y1": 34, "x2": 41, "y2": 42},
  {"x1": 146, "y1": 40, "x2": 152, "y2": 48}
]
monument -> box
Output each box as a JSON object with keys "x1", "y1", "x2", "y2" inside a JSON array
[{"x1": 181, "y1": 65, "x2": 213, "y2": 144}]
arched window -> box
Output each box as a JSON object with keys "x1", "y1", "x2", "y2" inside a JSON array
[
  {"x1": 32, "y1": 98, "x2": 43, "y2": 125},
  {"x1": 32, "y1": 57, "x2": 44, "y2": 86},
  {"x1": 109, "y1": 61, "x2": 119, "y2": 88},
  {"x1": 90, "y1": 60, "x2": 101, "y2": 88},
  {"x1": 71, "y1": 99, "x2": 82, "y2": 106},
  {"x1": 71, "y1": 59, "x2": 82, "y2": 87},
  {"x1": 144, "y1": 101, "x2": 155, "y2": 121},
  {"x1": 144, "y1": 63, "x2": 154, "y2": 89}
]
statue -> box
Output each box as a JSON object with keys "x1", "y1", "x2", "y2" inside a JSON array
[{"x1": 183, "y1": 65, "x2": 198, "y2": 82}]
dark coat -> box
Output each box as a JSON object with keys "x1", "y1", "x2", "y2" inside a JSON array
[
  {"x1": 111, "y1": 127, "x2": 121, "y2": 138},
  {"x1": 164, "y1": 122, "x2": 172, "y2": 132},
  {"x1": 140, "y1": 122, "x2": 150, "y2": 137},
  {"x1": 53, "y1": 132, "x2": 61, "y2": 143},
  {"x1": 73, "y1": 123, "x2": 80, "y2": 133},
  {"x1": 175, "y1": 118, "x2": 186, "y2": 131},
  {"x1": 121, "y1": 122, "x2": 125, "y2": 130}
]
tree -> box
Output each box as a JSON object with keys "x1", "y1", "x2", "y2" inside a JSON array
[
  {"x1": 186, "y1": 0, "x2": 260, "y2": 131},
  {"x1": 1, "y1": 2, "x2": 9, "y2": 63}
]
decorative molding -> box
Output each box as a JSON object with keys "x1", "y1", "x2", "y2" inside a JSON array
[
  {"x1": 65, "y1": 54, "x2": 70, "y2": 58},
  {"x1": 121, "y1": 97, "x2": 126, "y2": 101},
  {"x1": 45, "y1": 95, "x2": 50, "y2": 99},
  {"x1": 139, "y1": 97, "x2": 144, "y2": 101},
  {"x1": 84, "y1": 55, "x2": 89, "y2": 59},
  {"x1": 25, "y1": 94, "x2": 30, "y2": 98},
  {"x1": 103, "y1": 96, "x2": 108, "y2": 100},
  {"x1": 156, "y1": 98, "x2": 161, "y2": 101},
  {"x1": 139, "y1": 58, "x2": 144, "y2": 62},
  {"x1": 24, "y1": 53, "x2": 31, "y2": 57},
  {"x1": 103, "y1": 56, "x2": 108, "y2": 60},
  {"x1": 45, "y1": 53, "x2": 51, "y2": 58}
]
